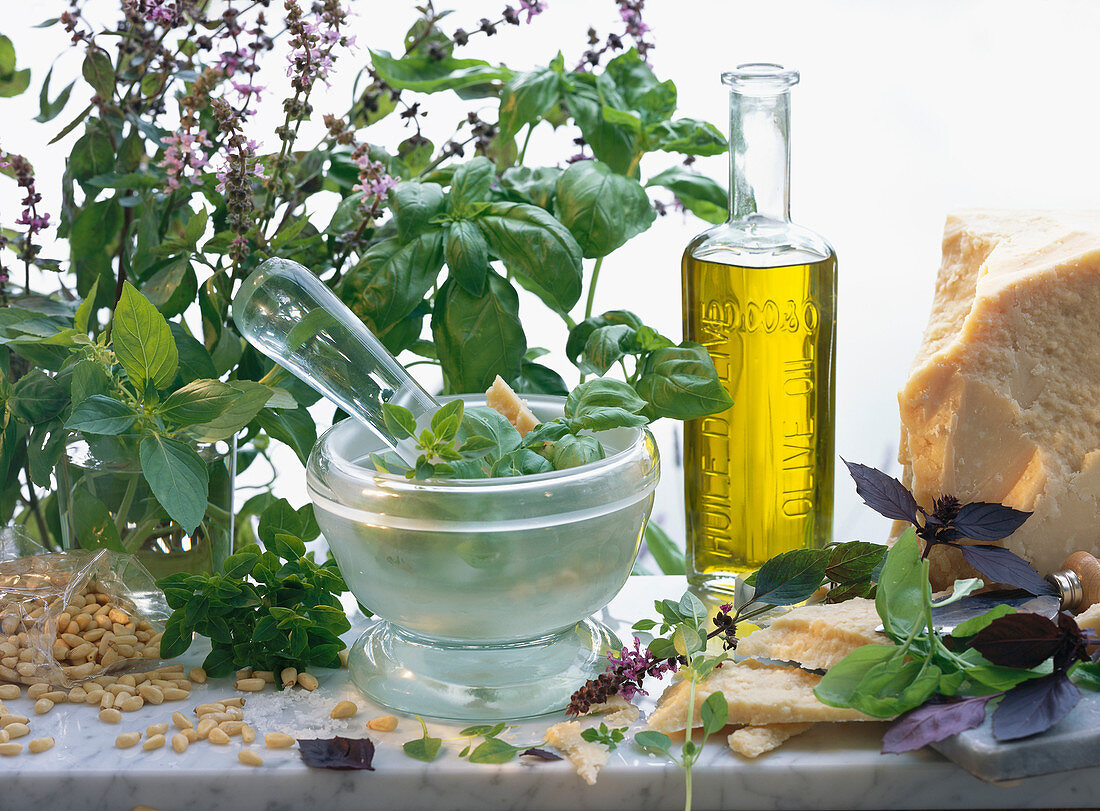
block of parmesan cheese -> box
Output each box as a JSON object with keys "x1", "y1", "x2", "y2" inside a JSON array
[
  {"x1": 485, "y1": 375, "x2": 540, "y2": 437},
  {"x1": 647, "y1": 660, "x2": 874, "y2": 734},
  {"x1": 544, "y1": 721, "x2": 608, "y2": 785},
  {"x1": 727, "y1": 723, "x2": 812, "y2": 758},
  {"x1": 898, "y1": 211, "x2": 1100, "y2": 587},
  {"x1": 1075, "y1": 602, "x2": 1100, "y2": 636},
  {"x1": 734, "y1": 598, "x2": 888, "y2": 670}
]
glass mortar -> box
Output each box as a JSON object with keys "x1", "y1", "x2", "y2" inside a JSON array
[{"x1": 307, "y1": 395, "x2": 660, "y2": 721}]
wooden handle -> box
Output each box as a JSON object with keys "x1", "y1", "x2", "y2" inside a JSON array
[{"x1": 1062, "y1": 551, "x2": 1100, "y2": 612}]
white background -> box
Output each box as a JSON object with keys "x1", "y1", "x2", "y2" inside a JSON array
[{"x1": 4, "y1": 0, "x2": 1100, "y2": 550}]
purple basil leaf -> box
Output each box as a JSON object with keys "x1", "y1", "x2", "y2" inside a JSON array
[
  {"x1": 992, "y1": 673, "x2": 1080, "y2": 741},
  {"x1": 968, "y1": 612, "x2": 1064, "y2": 668},
  {"x1": 881, "y1": 695, "x2": 993, "y2": 754},
  {"x1": 520, "y1": 747, "x2": 563, "y2": 761},
  {"x1": 842, "y1": 459, "x2": 920, "y2": 523},
  {"x1": 951, "y1": 501, "x2": 1032, "y2": 541},
  {"x1": 298, "y1": 736, "x2": 376, "y2": 770},
  {"x1": 958, "y1": 543, "x2": 1058, "y2": 597}
]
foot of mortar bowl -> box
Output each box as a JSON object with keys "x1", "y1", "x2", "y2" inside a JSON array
[{"x1": 307, "y1": 394, "x2": 660, "y2": 720}]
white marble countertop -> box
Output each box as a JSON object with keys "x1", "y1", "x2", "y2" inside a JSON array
[{"x1": 5, "y1": 575, "x2": 1100, "y2": 811}]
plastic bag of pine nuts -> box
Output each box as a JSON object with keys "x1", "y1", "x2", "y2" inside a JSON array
[{"x1": 0, "y1": 531, "x2": 170, "y2": 687}]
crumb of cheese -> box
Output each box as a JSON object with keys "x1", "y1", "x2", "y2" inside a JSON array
[
  {"x1": 587, "y1": 695, "x2": 640, "y2": 727},
  {"x1": 727, "y1": 723, "x2": 813, "y2": 758},
  {"x1": 735, "y1": 598, "x2": 888, "y2": 670},
  {"x1": 1076, "y1": 602, "x2": 1100, "y2": 635},
  {"x1": 485, "y1": 375, "x2": 540, "y2": 437},
  {"x1": 647, "y1": 659, "x2": 876, "y2": 734},
  {"x1": 544, "y1": 721, "x2": 609, "y2": 785}
]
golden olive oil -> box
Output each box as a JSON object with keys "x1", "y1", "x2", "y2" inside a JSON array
[{"x1": 682, "y1": 243, "x2": 836, "y2": 584}]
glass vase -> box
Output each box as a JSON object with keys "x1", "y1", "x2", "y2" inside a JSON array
[{"x1": 57, "y1": 435, "x2": 235, "y2": 580}]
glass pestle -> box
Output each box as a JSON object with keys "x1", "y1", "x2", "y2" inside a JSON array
[{"x1": 232, "y1": 258, "x2": 439, "y2": 464}]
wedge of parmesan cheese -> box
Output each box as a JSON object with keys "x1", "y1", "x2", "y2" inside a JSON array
[
  {"x1": 1075, "y1": 602, "x2": 1100, "y2": 636},
  {"x1": 734, "y1": 598, "x2": 888, "y2": 670},
  {"x1": 727, "y1": 723, "x2": 812, "y2": 758},
  {"x1": 647, "y1": 659, "x2": 874, "y2": 734},
  {"x1": 485, "y1": 375, "x2": 540, "y2": 437},
  {"x1": 898, "y1": 211, "x2": 1100, "y2": 587}
]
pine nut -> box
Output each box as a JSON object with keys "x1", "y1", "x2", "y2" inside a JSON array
[
  {"x1": 194, "y1": 703, "x2": 226, "y2": 716},
  {"x1": 115, "y1": 732, "x2": 141, "y2": 749},
  {"x1": 138, "y1": 685, "x2": 164, "y2": 705},
  {"x1": 280, "y1": 667, "x2": 297, "y2": 688},
  {"x1": 118, "y1": 674, "x2": 137, "y2": 688},
  {"x1": 119, "y1": 695, "x2": 144, "y2": 712},
  {"x1": 182, "y1": 729, "x2": 199, "y2": 743},
  {"x1": 171, "y1": 712, "x2": 193, "y2": 730},
  {"x1": 0, "y1": 714, "x2": 29, "y2": 726},
  {"x1": 235, "y1": 678, "x2": 265, "y2": 692},
  {"x1": 254, "y1": 670, "x2": 275, "y2": 684},
  {"x1": 195, "y1": 718, "x2": 217, "y2": 739},
  {"x1": 41, "y1": 691, "x2": 66, "y2": 704},
  {"x1": 5, "y1": 723, "x2": 29, "y2": 739},
  {"x1": 0, "y1": 685, "x2": 19, "y2": 700},
  {"x1": 100, "y1": 692, "x2": 115, "y2": 710},
  {"x1": 297, "y1": 672, "x2": 318, "y2": 691},
  {"x1": 28, "y1": 737, "x2": 53, "y2": 754},
  {"x1": 84, "y1": 690, "x2": 105, "y2": 706},
  {"x1": 171, "y1": 732, "x2": 189, "y2": 753},
  {"x1": 208, "y1": 728, "x2": 231, "y2": 745},
  {"x1": 162, "y1": 688, "x2": 189, "y2": 702},
  {"x1": 33, "y1": 699, "x2": 53, "y2": 715},
  {"x1": 238, "y1": 750, "x2": 263, "y2": 767},
  {"x1": 188, "y1": 667, "x2": 207, "y2": 684},
  {"x1": 367, "y1": 715, "x2": 398, "y2": 732},
  {"x1": 236, "y1": 667, "x2": 252, "y2": 679},
  {"x1": 146, "y1": 723, "x2": 169, "y2": 737},
  {"x1": 143, "y1": 734, "x2": 165, "y2": 751},
  {"x1": 27, "y1": 683, "x2": 49, "y2": 700},
  {"x1": 264, "y1": 732, "x2": 295, "y2": 749},
  {"x1": 241, "y1": 724, "x2": 256, "y2": 744},
  {"x1": 220, "y1": 697, "x2": 245, "y2": 708},
  {"x1": 0, "y1": 742, "x2": 21, "y2": 756},
  {"x1": 330, "y1": 700, "x2": 357, "y2": 719},
  {"x1": 0, "y1": 729, "x2": 9, "y2": 744},
  {"x1": 218, "y1": 721, "x2": 245, "y2": 736},
  {"x1": 338, "y1": 649, "x2": 349, "y2": 668},
  {"x1": 99, "y1": 708, "x2": 123, "y2": 724}
]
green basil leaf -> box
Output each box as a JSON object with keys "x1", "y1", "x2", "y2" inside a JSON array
[
  {"x1": 382, "y1": 403, "x2": 418, "y2": 440},
  {"x1": 849, "y1": 659, "x2": 941, "y2": 719},
  {"x1": 634, "y1": 341, "x2": 733, "y2": 420},
  {"x1": 9, "y1": 370, "x2": 68, "y2": 424},
  {"x1": 633, "y1": 730, "x2": 673, "y2": 755},
  {"x1": 498, "y1": 66, "x2": 562, "y2": 139},
  {"x1": 554, "y1": 160, "x2": 655, "y2": 259},
  {"x1": 370, "y1": 50, "x2": 510, "y2": 93},
  {"x1": 27, "y1": 419, "x2": 66, "y2": 487},
  {"x1": 340, "y1": 231, "x2": 445, "y2": 332},
  {"x1": 467, "y1": 737, "x2": 522, "y2": 764},
  {"x1": 825, "y1": 541, "x2": 888, "y2": 585},
  {"x1": 170, "y1": 323, "x2": 218, "y2": 385},
  {"x1": 498, "y1": 166, "x2": 562, "y2": 209},
  {"x1": 646, "y1": 118, "x2": 728, "y2": 156},
  {"x1": 549, "y1": 433, "x2": 605, "y2": 470},
  {"x1": 750, "y1": 548, "x2": 827, "y2": 606},
  {"x1": 139, "y1": 434, "x2": 210, "y2": 536},
  {"x1": 73, "y1": 278, "x2": 98, "y2": 334},
  {"x1": 403, "y1": 735, "x2": 442, "y2": 762},
  {"x1": 430, "y1": 399, "x2": 464, "y2": 441},
  {"x1": 397, "y1": 134, "x2": 433, "y2": 176},
  {"x1": 182, "y1": 381, "x2": 275, "y2": 442},
  {"x1": 432, "y1": 273, "x2": 525, "y2": 393},
  {"x1": 581, "y1": 323, "x2": 637, "y2": 375},
  {"x1": 255, "y1": 405, "x2": 318, "y2": 466},
  {"x1": 223, "y1": 547, "x2": 260, "y2": 579},
  {"x1": 566, "y1": 310, "x2": 643, "y2": 364},
  {"x1": 456, "y1": 405, "x2": 521, "y2": 458},
  {"x1": 69, "y1": 125, "x2": 115, "y2": 182},
  {"x1": 69, "y1": 360, "x2": 109, "y2": 405},
  {"x1": 564, "y1": 80, "x2": 638, "y2": 176},
  {"x1": 390, "y1": 181, "x2": 445, "y2": 242},
  {"x1": 158, "y1": 379, "x2": 240, "y2": 425},
  {"x1": 645, "y1": 166, "x2": 727, "y2": 224},
  {"x1": 444, "y1": 219, "x2": 489, "y2": 296},
  {"x1": 66, "y1": 394, "x2": 137, "y2": 435},
  {"x1": 511, "y1": 360, "x2": 568, "y2": 396},
  {"x1": 490, "y1": 448, "x2": 554, "y2": 477},
  {"x1": 643, "y1": 521, "x2": 685, "y2": 576},
  {"x1": 475, "y1": 201, "x2": 582, "y2": 314},
  {"x1": 601, "y1": 105, "x2": 643, "y2": 136},
  {"x1": 875, "y1": 528, "x2": 924, "y2": 638},
  {"x1": 448, "y1": 156, "x2": 494, "y2": 214},
  {"x1": 68, "y1": 486, "x2": 125, "y2": 552},
  {"x1": 814, "y1": 644, "x2": 901, "y2": 708},
  {"x1": 81, "y1": 50, "x2": 115, "y2": 98},
  {"x1": 270, "y1": 532, "x2": 307, "y2": 560},
  {"x1": 949, "y1": 604, "x2": 1017, "y2": 639},
  {"x1": 159, "y1": 614, "x2": 193, "y2": 660},
  {"x1": 700, "y1": 691, "x2": 729, "y2": 737},
  {"x1": 113, "y1": 281, "x2": 178, "y2": 390},
  {"x1": 564, "y1": 378, "x2": 648, "y2": 431},
  {"x1": 142, "y1": 257, "x2": 197, "y2": 318}
]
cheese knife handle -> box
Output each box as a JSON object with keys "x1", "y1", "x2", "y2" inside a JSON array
[{"x1": 1060, "y1": 551, "x2": 1100, "y2": 612}]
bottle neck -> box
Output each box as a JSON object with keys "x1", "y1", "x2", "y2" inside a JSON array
[{"x1": 728, "y1": 89, "x2": 792, "y2": 223}]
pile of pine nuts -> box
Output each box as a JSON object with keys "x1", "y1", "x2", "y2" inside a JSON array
[{"x1": 1, "y1": 573, "x2": 162, "y2": 687}]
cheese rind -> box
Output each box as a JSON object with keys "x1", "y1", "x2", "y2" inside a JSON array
[
  {"x1": 734, "y1": 598, "x2": 887, "y2": 670},
  {"x1": 898, "y1": 211, "x2": 1100, "y2": 587}
]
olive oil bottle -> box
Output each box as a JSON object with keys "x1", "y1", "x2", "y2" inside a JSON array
[{"x1": 683, "y1": 64, "x2": 836, "y2": 594}]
